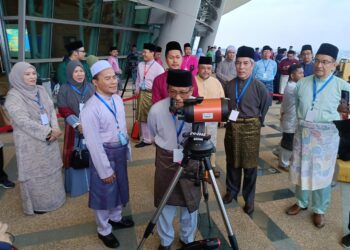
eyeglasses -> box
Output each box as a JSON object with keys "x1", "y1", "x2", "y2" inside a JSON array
[
  {"x1": 168, "y1": 89, "x2": 192, "y2": 97},
  {"x1": 314, "y1": 59, "x2": 334, "y2": 65}
]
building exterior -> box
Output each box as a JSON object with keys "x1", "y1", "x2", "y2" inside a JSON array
[{"x1": 0, "y1": 0, "x2": 249, "y2": 92}]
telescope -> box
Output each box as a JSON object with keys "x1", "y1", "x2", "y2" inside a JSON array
[{"x1": 170, "y1": 97, "x2": 230, "y2": 123}]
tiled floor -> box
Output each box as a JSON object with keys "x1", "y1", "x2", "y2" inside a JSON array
[{"x1": 0, "y1": 90, "x2": 349, "y2": 250}]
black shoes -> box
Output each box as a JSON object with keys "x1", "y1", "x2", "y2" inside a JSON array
[
  {"x1": 98, "y1": 233, "x2": 120, "y2": 248},
  {"x1": 158, "y1": 244, "x2": 171, "y2": 250},
  {"x1": 135, "y1": 141, "x2": 152, "y2": 148},
  {"x1": 108, "y1": 217, "x2": 135, "y2": 229},
  {"x1": 222, "y1": 193, "x2": 235, "y2": 204},
  {"x1": 342, "y1": 234, "x2": 350, "y2": 248},
  {"x1": 0, "y1": 179, "x2": 15, "y2": 189}
]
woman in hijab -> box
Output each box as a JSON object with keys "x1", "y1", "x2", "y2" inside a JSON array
[
  {"x1": 57, "y1": 60, "x2": 95, "y2": 197},
  {"x1": 5, "y1": 62, "x2": 65, "y2": 215}
]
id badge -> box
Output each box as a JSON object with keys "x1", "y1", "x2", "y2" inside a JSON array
[
  {"x1": 118, "y1": 131, "x2": 128, "y2": 146},
  {"x1": 229, "y1": 110, "x2": 239, "y2": 121},
  {"x1": 173, "y1": 148, "x2": 183, "y2": 163},
  {"x1": 40, "y1": 113, "x2": 49, "y2": 125},
  {"x1": 262, "y1": 72, "x2": 267, "y2": 79},
  {"x1": 141, "y1": 80, "x2": 146, "y2": 90},
  {"x1": 305, "y1": 109, "x2": 316, "y2": 122},
  {"x1": 79, "y1": 103, "x2": 84, "y2": 112}
]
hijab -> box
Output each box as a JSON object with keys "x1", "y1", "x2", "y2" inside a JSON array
[
  {"x1": 9, "y1": 62, "x2": 51, "y2": 115},
  {"x1": 57, "y1": 60, "x2": 95, "y2": 116}
]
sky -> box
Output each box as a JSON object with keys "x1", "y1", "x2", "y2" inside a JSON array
[{"x1": 214, "y1": 0, "x2": 350, "y2": 53}]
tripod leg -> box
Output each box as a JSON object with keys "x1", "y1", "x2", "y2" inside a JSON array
[
  {"x1": 203, "y1": 157, "x2": 239, "y2": 250},
  {"x1": 137, "y1": 166, "x2": 184, "y2": 250},
  {"x1": 121, "y1": 73, "x2": 130, "y2": 98}
]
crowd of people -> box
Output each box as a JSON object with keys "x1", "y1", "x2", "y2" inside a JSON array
[{"x1": 1, "y1": 39, "x2": 350, "y2": 250}]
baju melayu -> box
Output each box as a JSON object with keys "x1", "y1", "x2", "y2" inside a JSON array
[
  {"x1": 155, "y1": 58, "x2": 164, "y2": 67},
  {"x1": 291, "y1": 74, "x2": 350, "y2": 214},
  {"x1": 224, "y1": 76, "x2": 269, "y2": 206},
  {"x1": 135, "y1": 59, "x2": 164, "y2": 143},
  {"x1": 195, "y1": 75, "x2": 225, "y2": 166},
  {"x1": 301, "y1": 61, "x2": 314, "y2": 77},
  {"x1": 80, "y1": 92, "x2": 131, "y2": 236},
  {"x1": 181, "y1": 55, "x2": 199, "y2": 76},
  {"x1": 108, "y1": 55, "x2": 123, "y2": 91},
  {"x1": 152, "y1": 71, "x2": 199, "y2": 104},
  {"x1": 254, "y1": 58, "x2": 277, "y2": 93},
  {"x1": 215, "y1": 59, "x2": 237, "y2": 89},
  {"x1": 148, "y1": 97, "x2": 201, "y2": 247},
  {"x1": 279, "y1": 80, "x2": 297, "y2": 168}
]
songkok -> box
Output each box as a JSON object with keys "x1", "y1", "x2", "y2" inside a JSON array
[
  {"x1": 143, "y1": 43, "x2": 156, "y2": 52},
  {"x1": 316, "y1": 43, "x2": 339, "y2": 60},
  {"x1": 109, "y1": 46, "x2": 117, "y2": 52},
  {"x1": 91, "y1": 60, "x2": 112, "y2": 78},
  {"x1": 155, "y1": 46, "x2": 162, "y2": 53},
  {"x1": 167, "y1": 70, "x2": 192, "y2": 87},
  {"x1": 86, "y1": 55, "x2": 98, "y2": 67},
  {"x1": 226, "y1": 45, "x2": 236, "y2": 53},
  {"x1": 184, "y1": 43, "x2": 191, "y2": 49},
  {"x1": 65, "y1": 40, "x2": 83, "y2": 52},
  {"x1": 236, "y1": 46, "x2": 255, "y2": 59},
  {"x1": 301, "y1": 44, "x2": 312, "y2": 53},
  {"x1": 262, "y1": 45, "x2": 272, "y2": 51},
  {"x1": 166, "y1": 41, "x2": 182, "y2": 55},
  {"x1": 198, "y1": 56, "x2": 212, "y2": 65}
]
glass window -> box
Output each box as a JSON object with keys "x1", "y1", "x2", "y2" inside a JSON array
[{"x1": 2, "y1": 0, "x2": 18, "y2": 16}]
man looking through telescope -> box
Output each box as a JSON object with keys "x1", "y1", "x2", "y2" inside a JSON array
[
  {"x1": 222, "y1": 46, "x2": 270, "y2": 216},
  {"x1": 148, "y1": 69, "x2": 201, "y2": 250}
]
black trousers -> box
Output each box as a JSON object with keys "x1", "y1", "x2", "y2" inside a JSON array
[
  {"x1": 226, "y1": 166, "x2": 257, "y2": 205},
  {"x1": 0, "y1": 147, "x2": 7, "y2": 181}
]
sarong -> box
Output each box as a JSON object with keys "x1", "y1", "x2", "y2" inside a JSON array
[
  {"x1": 290, "y1": 120, "x2": 339, "y2": 190},
  {"x1": 136, "y1": 90, "x2": 152, "y2": 122},
  {"x1": 224, "y1": 118, "x2": 261, "y2": 169},
  {"x1": 89, "y1": 142, "x2": 129, "y2": 210},
  {"x1": 154, "y1": 145, "x2": 201, "y2": 213}
]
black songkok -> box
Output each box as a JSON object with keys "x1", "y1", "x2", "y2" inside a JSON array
[
  {"x1": 301, "y1": 44, "x2": 312, "y2": 53},
  {"x1": 316, "y1": 43, "x2": 339, "y2": 60},
  {"x1": 155, "y1": 46, "x2": 162, "y2": 53},
  {"x1": 184, "y1": 43, "x2": 191, "y2": 49},
  {"x1": 166, "y1": 41, "x2": 182, "y2": 55},
  {"x1": 109, "y1": 46, "x2": 117, "y2": 52},
  {"x1": 65, "y1": 40, "x2": 83, "y2": 52},
  {"x1": 143, "y1": 43, "x2": 156, "y2": 52},
  {"x1": 198, "y1": 56, "x2": 212, "y2": 65},
  {"x1": 262, "y1": 45, "x2": 272, "y2": 51},
  {"x1": 167, "y1": 70, "x2": 192, "y2": 87},
  {"x1": 236, "y1": 46, "x2": 255, "y2": 60}
]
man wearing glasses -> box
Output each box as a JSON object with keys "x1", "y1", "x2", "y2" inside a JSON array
[
  {"x1": 148, "y1": 70, "x2": 201, "y2": 250},
  {"x1": 300, "y1": 44, "x2": 314, "y2": 77},
  {"x1": 286, "y1": 43, "x2": 350, "y2": 228},
  {"x1": 56, "y1": 40, "x2": 92, "y2": 85}
]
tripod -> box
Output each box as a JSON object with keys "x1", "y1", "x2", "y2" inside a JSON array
[{"x1": 137, "y1": 125, "x2": 239, "y2": 250}]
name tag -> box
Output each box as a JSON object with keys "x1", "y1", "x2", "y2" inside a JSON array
[
  {"x1": 79, "y1": 103, "x2": 84, "y2": 112},
  {"x1": 229, "y1": 110, "x2": 239, "y2": 121},
  {"x1": 173, "y1": 148, "x2": 183, "y2": 163},
  {"x1": 40, "y1": 113, "x2": 49, "y2": 125},
  {"x1": 305, "y1": 109, "x2": 316, "y2": 122}
]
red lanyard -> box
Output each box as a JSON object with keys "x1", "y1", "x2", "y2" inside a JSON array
[{"x1": 143, "y1": 61, "x2": 155, "y2": 79}]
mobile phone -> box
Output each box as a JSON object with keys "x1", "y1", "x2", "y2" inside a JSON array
[{"x1": 341, "y1": 90, "x2": 349, "y2": 104}]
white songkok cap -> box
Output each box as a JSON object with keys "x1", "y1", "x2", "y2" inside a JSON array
[
  {"x1": 90, "y1": 60, "x2": 112, "y2": 77},
  {"x1": 226, "y1": 45, "x2": 236, "y2": 53}
]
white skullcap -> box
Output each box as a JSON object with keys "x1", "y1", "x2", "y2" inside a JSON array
[
  {"x1": 90, "y1": 60, "x2": 112, "y2": 77},
  {"x1": 226, "y1": 45, "x2": 236, "y2": 53}
]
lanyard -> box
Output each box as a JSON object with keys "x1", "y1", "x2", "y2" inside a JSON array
[
  {"x1": 143, "y1": 61, "x2": 155, "y2": 80},
  {"x1": 33, "y1": 92, "x2": 45, "y2": 113},
  {"x1": 172, "y1": 115, "x2": 185, "y2": 145},
  {"x1": 67, "y1": 83, "x2": 89, "y2": 103},
  {"x1": 235, "y1": 75, "x2": 253, "y2": 109},
  {"x1": 262, "y1": 59, "x2": 270, "y2": 72},
  {"x1": 94, "y1": 93, "x2": 120, "y2": 129},
  {"x1": 312, "y1": 75, "x2": 333, "y2": 107}
]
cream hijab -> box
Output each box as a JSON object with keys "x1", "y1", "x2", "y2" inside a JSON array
[{"x1": 9, "y1": 62, "x2": 51, "y2": 115}]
